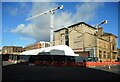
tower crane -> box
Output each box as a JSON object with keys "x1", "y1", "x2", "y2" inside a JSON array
[{"x1": 26, "y1": 5, "x2": 64, "y2": 46}]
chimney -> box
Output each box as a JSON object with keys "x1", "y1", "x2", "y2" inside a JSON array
[{"x1": 97, "y1": 27, "x2": 103, "y2": 36}]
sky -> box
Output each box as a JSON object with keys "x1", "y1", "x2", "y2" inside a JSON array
[{"x1": 1, "y1": 0, "x2": 119, "y2": 48}]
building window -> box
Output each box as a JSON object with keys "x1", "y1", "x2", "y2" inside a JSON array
[
  {"x1": 103, "y1": 51, "x2": 106, "y2": 59},
  {"x1": 99, "y1": 54, "x2": 102, "y2": 59},
  {"x1": 107, "y1": 54, "x2": 110, "y2": 59},
  {"x1": 61, "y1": 33, "x2": 64, "y2": 37},
  {"x1": 103, "y1": 55, "x2": 106, "y2": 59},
  {"x1": 112, "y1": 55, "x2": 115, "y2": 59},
  {"x1": 99, "y1": 50, "x2": 102, "y2": 59},
  {"x1": 112, "y1": 46, "x2": 114, "y2": 50}
]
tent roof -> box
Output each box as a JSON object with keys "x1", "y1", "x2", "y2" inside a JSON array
[{"x1": 20, "y1": 45, "x2": 79, "y2": 56}]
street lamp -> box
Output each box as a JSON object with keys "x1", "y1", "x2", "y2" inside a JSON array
[
  {"x1": 95, "y1": 20, "x2": 108, "y2": 30},
  {"x1": 98, "y1": 20, "x2": 108, "y2": 26}
]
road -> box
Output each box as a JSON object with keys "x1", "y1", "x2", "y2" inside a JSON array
[{"x1": 2, "y1": 61, "x2": 120, "y2": 81}]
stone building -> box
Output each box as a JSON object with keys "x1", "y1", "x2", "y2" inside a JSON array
[
  {"x1": 54, "y1": 22, "x2": 118, "y2": 62},
  {"x1": 2, "y1": 46, "x2": 23, "y2": 55},
  {"x1": 24, "y1": 41, "x2": 50, "y2": 51}
]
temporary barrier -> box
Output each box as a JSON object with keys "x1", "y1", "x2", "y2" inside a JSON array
[
  {"x1": 7, "y1": 54, "x2": 120, "y2": 67},
  {"x1": 84, "y1": 61, "x2": 120, "y2": 67}
]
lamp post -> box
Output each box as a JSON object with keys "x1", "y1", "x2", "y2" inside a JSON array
[{"x1": 95, "y1": 20, "x2": 108, "y2": 30}]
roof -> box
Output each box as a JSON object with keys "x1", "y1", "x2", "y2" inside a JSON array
[
  {"x1": 20, "y1": 48, "x2": 42, "y2": 55},
  {"x1": 20, "y1": 45, "x2": 79, "y2": 56},
  {"x1": 54, "y1": 22, "x2": 96, "y2": 32},
  {"x1": 25, "y1": 41, "x2": 50, "y2": 48},
  {"x1": 68, "y1": 22, "x2": 96, "y2": 29},
  {"x1": 54, "y1": 27, "x2": 68, "y2": 32},
  {"x1": 103, "y1": 32, "x2": 117, "y2": 38},
  {"x1": 2, "y1": 46, "x2": 23, "y2": 48}
]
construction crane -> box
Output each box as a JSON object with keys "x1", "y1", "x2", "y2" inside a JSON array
[{"x1": 26, "y1": 5, "x2": 64, "y2": 46}]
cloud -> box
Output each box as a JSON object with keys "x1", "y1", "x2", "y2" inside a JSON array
[
  {"x1": 11, "y1": 23, "x2": 50, "y2": 41},
  {"x1": 18, "y1": 2, "x2": 30, "y2": 13},
  {"x1": 2, "y1": 0, "x2": 53, "y2": 2},
  {"x1": 79, "y1": 0, "x2": 120, "y2": 2},
  {"x1": 73, "y1": 3, "x2": 104, "y2": 23},
  {"x1": 2, "y1": 0, "x2": 119, "y2": 2},
  {"x1": 11, "y1": 2, "x2": 104, "y2": 42},
  {"x1": 20, "y1": 37, "x2": 33, "y2": 41},
  {"x1": 7, "y1": 2, "x2": 30, "y2": 16},
  {"x1": 10, "y1": 8, "x2": 18, "y2": 16},
  {"x1": 11, "y1": 24, "x2": 25, "y2": 33}
]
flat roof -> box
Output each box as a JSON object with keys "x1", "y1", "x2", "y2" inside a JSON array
[
  {"x1": 54, "y1": 22, "x2": 96, "y2": 32},
  {"x1": 54, "y1": 28, "x2": 68, "y2": 32},
  {"x1": 103, "y1": 32, "x2": 117, "y2": 38},
  {"x1": 68, "y1": 22, "x2": 96, "y2": 29},
  {"x1": 25, "y1": 41, "x2": 50, "y2": 48}
]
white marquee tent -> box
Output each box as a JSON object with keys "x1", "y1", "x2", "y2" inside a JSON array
[{"x1": 20, "y1": 45, "x2": 79, "y2": 56}]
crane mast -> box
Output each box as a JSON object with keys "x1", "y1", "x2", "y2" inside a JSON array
[{"x1": 26, "y1": 5, "x2": 64, "y2": 46}]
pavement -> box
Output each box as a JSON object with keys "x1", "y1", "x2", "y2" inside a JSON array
[
  {"x1": 90, "y1": 65, "x2": 120, "y2": 74},
  {"x1": 2, "y1": 61, "x2": 120, "y2": 81}
]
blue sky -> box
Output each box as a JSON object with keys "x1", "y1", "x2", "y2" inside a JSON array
[{"x1": 1, "y1": 2, "x2": 119, "y2": 48}]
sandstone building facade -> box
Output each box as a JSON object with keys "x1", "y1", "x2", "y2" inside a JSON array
[{"x1": 54, "y1": 22, "x2": 118, "y2": 62}]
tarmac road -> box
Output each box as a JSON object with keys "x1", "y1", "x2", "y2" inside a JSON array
[{"x1": 2, "y1": 62, "x2": 120, "y2": 81}]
